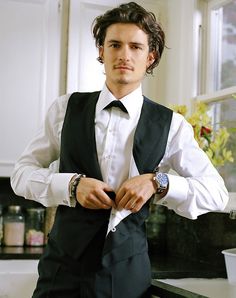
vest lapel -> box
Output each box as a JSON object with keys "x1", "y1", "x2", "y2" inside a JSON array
[
  {"x1": 78, "y1": 92, "x2": 103, "y2": 180},
  {"x1": 133, "y1": 97, "x2": 173, "y2": 174},
  {"x1": 60, "y1": 91, "x2": 103, "y2": 180}
]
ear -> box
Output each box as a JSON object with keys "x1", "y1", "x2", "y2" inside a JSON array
[
  {"x1": 99, "y1": 46, "x2": 104, "y2": 62},
  {"x1": 147, "y1": 51, "x2": 156, "y2": 68}
]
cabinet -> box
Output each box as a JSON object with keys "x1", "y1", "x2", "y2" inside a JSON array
[
  {"x1": 0, "y1": 0, "x2": 62, "y2": 176},
  {"x1": 0, "y1": 259, "x2": 38, "y2": 298}
]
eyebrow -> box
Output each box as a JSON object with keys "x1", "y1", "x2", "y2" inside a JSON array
[{"x1": 107, "y1": 40, "x2": 145, "y2": 47}]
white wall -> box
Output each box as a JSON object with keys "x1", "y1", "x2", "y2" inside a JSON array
[{"x1": 162, "y1": 0, "x2": 198, "y2": 107}]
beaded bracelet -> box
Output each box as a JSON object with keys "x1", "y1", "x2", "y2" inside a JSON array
[{"x1": 69, "y1": 173, "x2": 86, "y2": 200}]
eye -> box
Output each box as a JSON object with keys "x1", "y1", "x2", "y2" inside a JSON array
[
  {"x1": 131, "y1": 45, "x2": 143, "y2": 50},
  {"x1": 110, "y1": 43, "x2": 120, "y2": 48}
]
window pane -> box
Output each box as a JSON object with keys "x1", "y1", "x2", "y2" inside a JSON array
[
  {"x1": 212, "y1": 0, "x2": 236, "y2": 91},
  {"x1": 209, "y1": 97, "x2": 236, "y2": 191}
]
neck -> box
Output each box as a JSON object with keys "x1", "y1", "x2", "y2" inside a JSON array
[{"x1": 105, "y1": 82, "x2": 141, "y2": 99}]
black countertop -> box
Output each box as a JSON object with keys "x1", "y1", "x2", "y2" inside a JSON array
[
  {"x1": 0, "y1": 246, "x2": 43, "y2": 259},
  {"x1": 150, "y1": 253, "x2": 227, "y2": 279},
  {"x1": 150, "y1": 279, "x2": 209, "y2": 298},
  {"x1": 0, "y1": 247, "x2": 227, "y2": 279}
]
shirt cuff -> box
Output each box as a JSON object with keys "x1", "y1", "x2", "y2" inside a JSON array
[
  {"x1": 50, "y1": 173, "x2": 76, "y2": 207},
  {"x1": 155, "y1": 174, "x2": 189, "y2": 209}
]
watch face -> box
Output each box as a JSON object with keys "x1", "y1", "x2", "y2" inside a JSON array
[
  {"x1": 156, "y1": 173, "x2": 168, "y2": 187},
  {"x1": 155, "y1": 172, "x2": 169, "y2": 194}
]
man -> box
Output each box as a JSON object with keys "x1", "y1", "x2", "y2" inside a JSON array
[{"x1": 11, "y1": 2, "x2": 228, "y2": 298}]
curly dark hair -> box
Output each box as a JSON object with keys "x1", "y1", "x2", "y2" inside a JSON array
[{"x1": 92, "y1": 2, "x2": 165, "y2": 74}]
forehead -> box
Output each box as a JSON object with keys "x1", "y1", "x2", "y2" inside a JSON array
[{"x1": 104, "y1": 23, "x2": 149, "y2": 45}]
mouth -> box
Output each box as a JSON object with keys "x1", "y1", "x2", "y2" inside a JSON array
[{"x1": 114, "y1": 65, "x2": 134, "y2": 71}]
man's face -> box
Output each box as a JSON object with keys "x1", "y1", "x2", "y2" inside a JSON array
[{"x1": 99, "y1": 23, "x2": 155, "y2": 92}]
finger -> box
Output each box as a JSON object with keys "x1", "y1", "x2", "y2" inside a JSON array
[
  {"x1": 126, "y1": 199, "x2": 136, "y2": 210},
  {"x1": 95, "y1": 189, "x2": 116, "y2": 208},
  {"x1": 129, "y1": 200, "x2": 143, "y2": 213},
  {"x1": 115, "y1": 187, "x2": 126, "y2": 205},
  {"x1": 116, "y1": 192, "x2": 132, "y2": 210},
  {"x1": 79, "y1": 196, "x2": 100, "y2": 209},
  {"x1": 87, "y1": 195, "x2": 112, "y2": 209}
]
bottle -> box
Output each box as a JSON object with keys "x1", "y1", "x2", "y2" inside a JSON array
[
  {"x1": 3, "y1": 205, "x2": 25, "y2": 246},
  {"x1": 25, "y1": 208, "x2": 45, "y2": 246},
  {"x1": 0, "y1": 205, "x2": 3, "y2": 246}
]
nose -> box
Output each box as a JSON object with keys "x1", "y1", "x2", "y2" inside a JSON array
[{"x1": 119, "y1": 45, "x2": 130, "y2": 61}]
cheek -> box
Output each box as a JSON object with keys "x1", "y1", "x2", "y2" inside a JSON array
[{"x1": 103, "y1": 52, "x2": 115, "y2": 63}]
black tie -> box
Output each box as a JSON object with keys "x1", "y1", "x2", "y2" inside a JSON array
[{"x1": 104, "y1": 100, "x2": 128, "y2": 113}]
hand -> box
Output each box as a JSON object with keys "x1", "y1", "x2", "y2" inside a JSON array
[
  {"x1": 76, "y1": 177, "x2": 116, "y2": 210},
  {"x1": 115, "y1": 174, "x2": 156, "y2": 213}
]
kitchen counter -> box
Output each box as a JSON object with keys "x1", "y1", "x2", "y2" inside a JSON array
[
  {"x1": 150, "y1": 254, "x2": 227, "y2": 279},
  {"x1": 0, "y1": 247, "x2": 227, "y2": 279},
  {"x1": 152, "y1": 278, "x2": 236, "y2": 298},
  {"x1": 151, "y1": 279, "x2": 208, "y2": 298}
]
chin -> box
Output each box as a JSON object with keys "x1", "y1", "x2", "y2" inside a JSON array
[{"x1": 117, "y1": 79, "x2": 130, "y2": 85}]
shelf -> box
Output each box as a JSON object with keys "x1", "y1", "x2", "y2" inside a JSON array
[{"x1": 0, "y1": 246, "x2": 44, "y2": 260}]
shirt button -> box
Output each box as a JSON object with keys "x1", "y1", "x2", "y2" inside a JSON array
[{"x1": 63, "y1": 199, "x2": 68, "y2": 205}]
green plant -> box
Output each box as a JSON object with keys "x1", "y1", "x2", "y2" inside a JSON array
[{"x1": 171, "y1": 101, "x2": 234, "y2": 167}]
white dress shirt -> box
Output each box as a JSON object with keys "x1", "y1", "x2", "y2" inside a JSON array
[{"x1": 11, "y1": 84, "x2": 229, "y2": 232}]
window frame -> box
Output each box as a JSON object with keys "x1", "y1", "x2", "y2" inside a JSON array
[{"x1": 196, "y1": 0, "x2": 236, "y2": 103}]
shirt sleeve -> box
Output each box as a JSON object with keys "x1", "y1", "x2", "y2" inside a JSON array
[
  {"x1": 10, "y1": 94, "x2": 76, "y2": 207},
  {"x1": 155, "y1": 112, "x2": 229, "y2": 219}
]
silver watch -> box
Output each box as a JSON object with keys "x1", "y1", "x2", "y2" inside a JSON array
[{"x1": 153, "y1": 172, "x2": 169, "y2": 195}]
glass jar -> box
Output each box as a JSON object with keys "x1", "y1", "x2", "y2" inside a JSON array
[
  {"x1": 3, "y1": 205, "x2": 25, "y2": 246},
  {"x1": 25, "y1": 208, "x2": 45, "y2": 246},
  {"x1": 0, "y1": 205, "x2": 3, "y2": 246}
]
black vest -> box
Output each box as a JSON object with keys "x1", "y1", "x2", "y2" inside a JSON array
[{"x1": 49, "y1": 91, "x2": 172, "y2": 266}]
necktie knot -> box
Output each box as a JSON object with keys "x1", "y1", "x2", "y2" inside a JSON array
[{"x1": 104, "y1": 100, "x2": 128, "y2": 113}]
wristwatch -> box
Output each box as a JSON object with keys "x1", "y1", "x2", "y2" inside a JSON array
[{"x1": 153, "y1": 172, "x2": 169, "y2": 195}]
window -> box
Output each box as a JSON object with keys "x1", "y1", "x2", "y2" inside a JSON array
[
  {"x1": 197, "y1": 0, "x2": 236, "y2": 192},
  {"x1": 209, "y1": 0, "x2": 236, "y2": 91},
  {"x1": 209, "y1": 97, "x2": 236, "y2": 192}
]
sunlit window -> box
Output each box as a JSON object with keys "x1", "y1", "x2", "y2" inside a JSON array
[
  {"x1": 210, "y1": 0, "x2": 236, "y2": 91},
  {"x1": 197, "y1": 0, "x2": 236, "y2": 191}
]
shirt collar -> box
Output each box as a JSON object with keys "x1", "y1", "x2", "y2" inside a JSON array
[{"x1": 96, "y1": 84, "x2": 144, "y2": 118}]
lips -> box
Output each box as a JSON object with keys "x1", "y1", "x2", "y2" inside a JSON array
[{"x1": 114, "y1": 65, "x2": 134, "y2": 71}]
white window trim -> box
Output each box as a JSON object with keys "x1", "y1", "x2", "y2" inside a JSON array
[
  {"x1": 196, "y1": 86, "x2": 236, "y2": 102},
  {"x1": 196, "y1": 0, "x2": 236, "y2": 103},
  {"x1": 194, "y1": 0, "x2": 236, "y2": 102}
]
